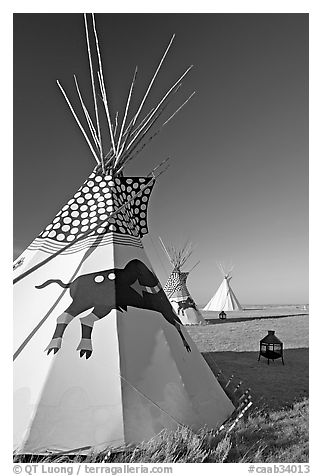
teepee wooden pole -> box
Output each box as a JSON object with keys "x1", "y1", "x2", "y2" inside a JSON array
[
  {"x1": 98, "y1": 70, "x2": 117, "y2": 164},
  {"x1": 188, "y1": 260, "x2": 200, "y2": 274},
  {"x1": 117, "y1": 83, "x2": 182, "y2": 169},
  {"x1": 116, "y1": 105, "x2": 179, "y2": 173},
  {"x1": 105, "y1": 70, "x2": 184, "y2": 167},
  {"x1": 92, "y1": 14, "x2": 117, "y2": 161},
  {"x1": 159, "y1": 237, "x2": 173, "y2": 265},
  {"x1": 127, "y1": 106, "x2": 155, "y2": 140},
  {"x1": 115, "y1": 34, "x2": 176, "y2": 166},
  {"x1": 74, "y1": 75, "x2": 100, "y2": 150},
  {"x1": 131, "y1": 34, "x2": 176, "y2": 127},
  {"x1": 84, "y1": 14, "x2": 104, "y2": 168},
  {"x1": 117, "y1": 86, "x2": 189, "y2": 173},
  {"x1": 117, "y1": 107, "x2": 165, "y2": 170},
  {"x1": 56, "y1": 80, "x2": 100, "y2": 164},
  {"x1": 114, "y1": 111, "x2": 119, "y2": 136},
  {"x1": 115, "y1": 66, "x2": 138, "y2": 164},
  {"x1": 118, "y1": 73, "x2": 193, "y2": 172},
  {"x1": 162, "y1": 91, "x2": 195, "y2": 126},
  {"x1": 218, "y1": 262, "x2": 225, "y2": 276},
  {"x1": 118, "y1": 93, "x2": 195, "y2": 169},
  {"x1": 128, "y1": 63, "x2": 192, "y2": 144},
  {"x1": 116, "y1": 105, "x2": 158, "y2": 165},
  {"x1": 120, "y1": 65, "x2": 192, "y2": 162},
  {"x1": 105, "y1": 106, "x2": 155, "y2": 161}
]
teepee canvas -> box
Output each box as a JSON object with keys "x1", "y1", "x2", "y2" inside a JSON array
[
  {"x1": 203, "y1": 264, "x2": 243, "y2": 312},
  {"x1": 14, "y1": 15, "x2": 234, "y2": 454},
  {"x1": 161, "y1": 240, "x2": 205, "y2": 325}
]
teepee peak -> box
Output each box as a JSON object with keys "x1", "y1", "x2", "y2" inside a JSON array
[
  {"x1": 159, "y1": 238, "x2": 195, "y2": 271},
  {"x1": 218, "y1": 261, "x2": 234, "y2": 278},
  {"x1": 57, "y1": 14, "x2": 195, "y2": 177}
]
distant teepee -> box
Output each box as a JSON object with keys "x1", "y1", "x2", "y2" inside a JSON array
[
  {"x1": 13, "y1": 14, "x2": 234, "y2": 454},
  {"x1": 160, "y1": 239, "x2": 205, "y2": 325},
  {"x1": 203, "y1": 263, "x2": 243, "y2": 312}
]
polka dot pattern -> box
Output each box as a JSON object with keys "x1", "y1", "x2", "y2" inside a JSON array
[{"x1": 38, "y1": 172, "x2": 154, "y2": 242}]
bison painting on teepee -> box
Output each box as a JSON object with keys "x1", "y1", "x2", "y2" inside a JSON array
[
  {"x1": 203, "y1": 263, "x2": 243, "y2": 312},
  {"x1": 160, "y1": 239, "x2": 205, "y2": 325},
  {"x1": 13, "y1": 14, "x2": 235, "y2": 454}
]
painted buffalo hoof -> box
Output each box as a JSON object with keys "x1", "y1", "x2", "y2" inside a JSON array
[
  {"x1": 77, "y1": 338, "x2": 93, "y2": 359},
  {"x1": 47, "y1": 347, "x2": 60, "y2": 355},
  {"x1": 79, "y1": 349, "x2": 92, "y2": 359},
  {"x1": 45, "y1": 338, "x2": 62, "y2": 355}
]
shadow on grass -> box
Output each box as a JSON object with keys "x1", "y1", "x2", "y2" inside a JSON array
[
  {"x1": 203, "y1": 314, "x2": 308, "y2": 325},
  {"x1": 203, "y1": 348, "x2": 308, "y2": 411}
]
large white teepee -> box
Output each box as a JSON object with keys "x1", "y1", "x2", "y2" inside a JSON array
[
  {"x1": 203, "y1": 264, "x2": 243, "y2": 312},
  {"x1": 13, "y1": 15, "x2": 234, "y2": 454},
  {"x1": 161, "y1": 240, "x2": 205, "y2": 325}
]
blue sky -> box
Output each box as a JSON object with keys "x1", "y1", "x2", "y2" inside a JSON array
[{"x1": 13, "y1": 13, "x2": 308, "y2": 305}]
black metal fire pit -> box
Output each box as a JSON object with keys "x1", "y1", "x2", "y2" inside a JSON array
[{"x1": 258, "y1": 330, "x2": 284, "y2": 365}]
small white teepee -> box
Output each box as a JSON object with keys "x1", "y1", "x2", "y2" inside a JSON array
[
  {"x1": 203, "y1": 264, "x2": 243, "y2": 312},
  {"x1": 161, "y1": 240, "x2": 205, "y2": 325},
  {"x1": 13, "y1": 15, "x2": 234, "y2": 454}
]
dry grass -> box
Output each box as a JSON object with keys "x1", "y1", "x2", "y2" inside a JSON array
[
  {"x1": 14, "y1": 399, "x2": 309, "y2": 463},
  {"x1": 229, "y1": 399, "x2": 309, "y2": 463}
]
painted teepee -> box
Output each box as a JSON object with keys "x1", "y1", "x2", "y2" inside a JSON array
[
  {"x1": 203, "y1": 263, "x2": 243, "y2": 312},
  {"x1": 161, "y1": 240, "x2": 205, "y2": 325},
  {"x1": 13, "y1": 14, "x2": 235, "y2": 454}
]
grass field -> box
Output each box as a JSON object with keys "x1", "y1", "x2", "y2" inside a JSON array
[{"x1": 14, "y1": 312, "x2": 309, "y2": 463}]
